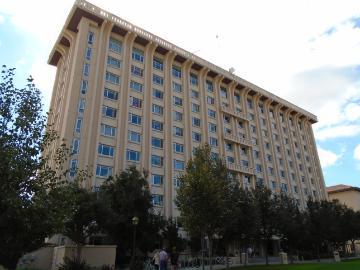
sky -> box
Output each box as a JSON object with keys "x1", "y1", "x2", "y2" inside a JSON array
[{"x1": 0, "y1": 0, "x2": 359, "y2": 188}]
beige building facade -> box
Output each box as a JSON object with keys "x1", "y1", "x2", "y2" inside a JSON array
[
  {"x1": 327, "y1": 185, "x2": 360, "y2": 211},
  {"x1": 47, "y1": 0, "x2": 327, "y2": 217}
]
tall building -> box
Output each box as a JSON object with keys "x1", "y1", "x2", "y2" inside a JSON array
[{"x1": 47, "y1": 0, "x2": 327, "y2": 217}]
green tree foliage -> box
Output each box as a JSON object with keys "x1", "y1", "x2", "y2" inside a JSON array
[
  {"x1": 161, "y1": 218, "x2": 186, "y2": 251},
  {"x1": 0, "y1": 66, "x2": 56, "y2": 270},
  {"x1": 252, "y1": 186, "x2": 280, "y2": 265},
  {"x1": 98, "y1": 167, "x2": 163, "y2": 264},
  {"x1": 176, "y1": 144, "x2": 232, "y2": 270},
  {"x1": 47, "y1": 182, "x2": 107, "y2": 261}
]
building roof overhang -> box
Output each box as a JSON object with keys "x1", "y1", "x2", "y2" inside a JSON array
[{"x1": 48, "y1": 0, "x2": 318, "y2": 123}]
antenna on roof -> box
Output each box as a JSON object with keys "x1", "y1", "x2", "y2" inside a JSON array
[{"x1": 229, "y1": 67, "x2": 235, "y2": 74}]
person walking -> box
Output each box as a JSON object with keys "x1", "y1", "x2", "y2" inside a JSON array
[
  {"x1": 159, "y1": 248, "x2": 168, "y2": 270},
  {"x1": 153, "y1": 250, "x2": 160, "y2": 270},
  {"x1": 170, "y1": 247, "x2": 179, "y2": 270}
]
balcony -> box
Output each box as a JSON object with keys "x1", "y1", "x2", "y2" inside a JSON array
[
  {"x1": 224, "y1": 133, "x2": 254, "y2": 147},
  {"x1": 221, "y1": 105, "x2": 248, "y2": 121},
  {"x1": 226, "y1": 163, "x2": 255, "y2": 175}
]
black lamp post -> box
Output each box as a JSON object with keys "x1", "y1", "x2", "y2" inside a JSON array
[{"x1": 131, "y1": 216, "x2": 139, "y2": 267}]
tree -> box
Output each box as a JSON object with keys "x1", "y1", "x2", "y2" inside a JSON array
[
  {"x1": 48, "y1": 182, "x2": 106, "y2": 261},
  {"x1": 0, "y1": 66, "x2": 55, "y2": 270},
  {"x1": 252, "y1": 186, "x2": 280, "y2": 265},
  {"x1": 276, "y1": 193, "x2": 306, "y2": 256},
  {"x1": 98, "y1": 167, "x2": 163, "y2": 265},
  {"x1": 176, "y1": 144, "x2": 232, "y2": 270},
  {"x1": 161, "y1": 218, "x2": 186, "y2": 251}
]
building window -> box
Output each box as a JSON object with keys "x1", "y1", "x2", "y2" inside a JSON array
[
  {"x1": 152, "y1": 155, "x2": 164, "y2": 167},
  {"x1": 104, "y1": 88, "x2": 119, "y2": 100},
  {"x1": 247, "y1": 99, "x2": 253, "y2": 109},
  {"x1": 128, "y1": 130, "x2": 141, "y2": 143},
  {"x1": 152, "y1": 137, "x2": 164, "y2": 148},
  {"x1": 226, "y1": 156, "x2": 234, "y2": 164},
  {"x1": 96, "y1": 165, "x2": 113, "y2": 178},
  {"x1": 173, "y1": 96, "x2": 183, "y2": 106},
  {"x1": 225, "y1": 143, "x2": 233, "y2": 151},
  {"x1": 192, "y1": 103, "x2": 200, "y2": 113},
  {"x1": 153, "y1": 89, "x2": 163, "y2": 99},
  {"x1": 281, "y1": 183, "x2": 288, "y2": 192},
  {"x1": 87, "y1": 31, "x2": 94, "y2": 45},
  {"x1": 190, "y1": 90, "x2": 199, "y2": 99},
  {"x1": 280, "y1": 170, "x2": 286, "y2": 178},
  {"x1": 71, "y1": 138, "x2": 80, "y2": 154},
  {"x1": 207, "y1": 96, "x2": 215, "y2": 105},
  {"x1": 152, "y1": 194, "x2": 164, "y2": 206},
  {"x1": 152, "y1": 120, "x2": 163, "y2": 131},
  {"x1": 206, "y1": 80, "x2": 213, "y2": 92},
  {"x1": 126, "y1": 149, "x2": 140, "y2": 162},
  {"x1": 107, "y1": 56, "x2": 121, "y2": 69},
  {"x1": 152, "y1": 104, "x2": 163, "y2": 115},
  {"x1": 80, "y1": 80, "x2": 88, "y2": 95},
  {"x1": 209, "y1": 137, "x2": 218, "y2": 147},
  {"x1": 173, "y1": 126, "x2": 183, "y2": 137},
  {"x1": 69, "y1": 159, "x2": 78, "y2": 177},
  {"x1": 208, "y1": 123, "x2": 217, "y2": 133},
  {"x1": 192, "y1": 117, "x2": 201, "y2": 127},
  {"x1": 190, "y1": 73, "x2": 198, "y2": 85},
  {"x1": 153, "y1": 74, "x2": 164, "y2": 85},
  {"x1": 152, "y1": 174, "x2": 163, "y2": 185},
  {"x1": 102, "y1": 106, "x2": 117, "y2": 118},
  {"x1": 172, "y1": 82, "x2": 182, "y2": 92},
  {"x1": 173, "y1": 111, "x2": 183, "y2": 122},
  {"x1": 131, "y1": 65, "x2": 143, "y2": 77},
  {"x1": 268, "y1": 167, "x2": 274, "y2": 175},
  {"x1": 78, "y1": 99, "x2": 85, "y2": 113},
  {"x1": 109, "y1": 38, "x2": 122, "y2": 53},
  {"x1": 106, "y1": 71, "x2": 120, "y2": 85},
  {"x1": 129, "y1": 96, "x2": 143, "y2": 108},
  {"x1": 208, "y1": 109, "x2": 216, "y2": 118},
  {"x1": 128, "y1": 113, "x2": 142, "y2": 125},
  {"x1": 173, "y1": 143, "x2": 184, "y2": 153},
  {"x1": 223, "y1": 115, "x2": 231, "y2": 124},
  {"x1": 220, "y1": 87, "x2": 227, "y2": 98},
  {"x1": 255, "y1": 164, "x2": 262, "y2": 173},
  {"x1": 85, "y1": 47, "x2": 92, "y2": 60},
  {"x1": 130, "y1": 81, "x2": 143, "y2": 93},
  {"x1": 75, "y1": 117, "x2": 82, "y2": 133},
  {"x1": 192, "y1": 132, "x2": 201, "y2": 142},
  {"x1": 83, "y1": 63, "x2": 90, "y2": 76},
  {"x1": 98, "y1": 144, "x2": 114, "y2": 157},
  {"x1": 132, "y1": 48, "x2": 144, "y2": 63},
  {"x1": 174, "y1": 159, "x2": 185, "y2": 170},
  {"x1": 101, "y1": 124, "x2": 116, "y2": 137},
  {"x1": 153, "y1": 58, "x2": 163, "y2": 70},
  {"x1": 172, "y1": 65, "x2": 181, "y2": 78},
  {"x1": 234, "y1": 93, "x2": 241, "y2": 103}
]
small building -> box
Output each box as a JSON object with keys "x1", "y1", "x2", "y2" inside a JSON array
[{"x1": 327, "y1": 184, "x2": 360, "y2": 211}]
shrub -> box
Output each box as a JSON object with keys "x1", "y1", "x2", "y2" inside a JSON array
[{"x1": 58, "y1": 257, "x2": 91, "y2": 270}]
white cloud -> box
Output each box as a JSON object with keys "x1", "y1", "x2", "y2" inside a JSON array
[
  {"x1": 315, "y1": 125, "x2": 360, "y2": 141},
  {"x1": 30, "y1": 59, "x2": 56, "y2": 111},
  {"x1": 354, "y1": 144, "x2": 360, "y2": 161},
  {"x1": 345, "y1": 103, "x2": 360, "y2": 121},
  {"x1": 318, "y1": 147, "x2": 342, "y2": 168}
]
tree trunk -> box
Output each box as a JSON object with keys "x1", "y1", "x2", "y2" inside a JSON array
[
  {"x1": 201, "y1": 232, "x2": 205, "y2": 270},
  {"x1": 76, "y1": 243, "x2": 82, "y2": 262},
  {"x1": 225, "y1": 243, "x2": 229, "y2": 270},
  {"x1": 265, "y1": 239, "x2": 269, "y2": 265},
  {"x1": 208, "y1": 237, "x2": 213, "y2": 270}
]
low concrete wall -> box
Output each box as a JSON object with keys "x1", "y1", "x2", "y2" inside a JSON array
[
  {"x1": 17, "y1": 246, "x2": 54, "y2": 270},
  {"x1": 52, "y1": 245, "x2": 116, "y2": 270}
]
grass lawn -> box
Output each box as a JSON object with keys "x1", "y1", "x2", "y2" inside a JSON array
[{"x1": 230, "y1": 259, "x2": 360, "y2": 270}]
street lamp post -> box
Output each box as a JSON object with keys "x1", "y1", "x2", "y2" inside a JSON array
[{"x1": 131, "y1": 216, "x2": 139, "y2": 268}]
